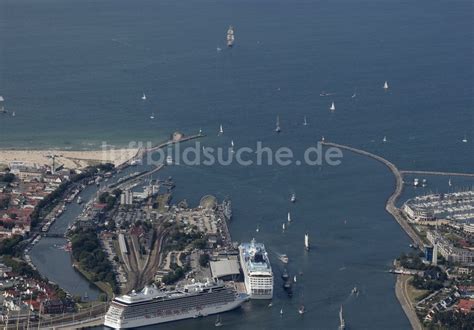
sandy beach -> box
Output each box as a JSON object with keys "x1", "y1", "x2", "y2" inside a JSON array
[{"x1": 0, "y1": 148, "x2": 139, "y2": 170}]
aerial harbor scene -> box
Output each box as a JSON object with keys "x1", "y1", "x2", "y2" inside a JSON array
[{"x1": 0, "y1": 0, "x2": 473, "y2": 329}]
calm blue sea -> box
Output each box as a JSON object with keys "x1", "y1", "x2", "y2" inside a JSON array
[{"x1": 2, "y1": 0, "x2": 473, "y2": 329}]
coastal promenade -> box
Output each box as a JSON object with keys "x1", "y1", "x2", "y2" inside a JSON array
[{"x1": 395, "y1": 275, "x2": 423, "y2": 330}]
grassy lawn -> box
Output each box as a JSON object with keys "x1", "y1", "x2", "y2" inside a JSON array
[
  {"x1": 156, "y1": 193, "x2": 171, "y2": 213},
  {"x1": 407, "y1": 277, "x2": 431, "y2": 303}
]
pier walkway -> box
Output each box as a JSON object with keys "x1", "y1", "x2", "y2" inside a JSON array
[
  {"x1": 145, "y1": 133, "x2": 205, "y2": 154},
  {"x1": 400, "y1": 170, "x2": 474, "y2": 177}
]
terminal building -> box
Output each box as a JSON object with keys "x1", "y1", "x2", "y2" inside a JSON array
[{"x1": 210, "y1": 258, "x2": 240, "y2": 281}]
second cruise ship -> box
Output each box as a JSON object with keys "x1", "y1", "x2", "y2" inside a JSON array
[
  {"x1": 239, "y1": 239, "x2": 274, "y2": 299},
  {"x1": 104, "y1": 280, "x2": 248, "y2": 329}
]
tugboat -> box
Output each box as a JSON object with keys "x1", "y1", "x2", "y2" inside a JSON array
[
  {"x1": 226, "y1": 26, "x2": 235, "y2": 47},
  {"x1": 283, "y1": 280, "x2": 293, "y2": 297}
]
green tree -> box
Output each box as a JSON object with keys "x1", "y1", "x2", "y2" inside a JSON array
[{"x1": 199, "y1": 254, "x2": 210, "y2": 267}]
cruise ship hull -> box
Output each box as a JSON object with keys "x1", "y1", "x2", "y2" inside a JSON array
[{"x1": 104, "y1": 298, "x2": 246, "y2": 329}]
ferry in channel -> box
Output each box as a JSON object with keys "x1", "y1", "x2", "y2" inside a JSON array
[
  {"x1": 104, "y1": 280, "x2": 248, "y2": 329},
  {"x1": 238, "y1": 239, "x2": 274, "y2": 299}
]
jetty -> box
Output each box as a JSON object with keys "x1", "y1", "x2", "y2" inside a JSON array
[
  {"x1": 145, "y1": 132, "x2": 205, "y2": 154},
  {"x1": 119, "y1": 132, "x2": 206, "y2": 169},
  {"x1": 400, "y1": 170, "x2": 474, "y2": 177}
]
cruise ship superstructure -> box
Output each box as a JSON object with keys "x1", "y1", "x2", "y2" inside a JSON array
[
  {"x1": 104, "y1": 280, "x2": 248, "y2": 329},
  {"x1": 239, "y1": 239, "x2": 274, "y2": 299}
]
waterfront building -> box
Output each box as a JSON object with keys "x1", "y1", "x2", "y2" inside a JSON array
[{"x1": 427, "y1": 231, "x2": 474, "y2": 266}]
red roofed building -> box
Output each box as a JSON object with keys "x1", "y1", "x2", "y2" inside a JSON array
[{"x1": 457, "y1": 299, "x2": 474, "y2": 314}]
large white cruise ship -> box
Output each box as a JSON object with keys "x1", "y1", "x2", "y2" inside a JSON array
[
  {"x1": 104, "y1": 280, "x2": 248, "y2": 329},
  {"x1": 239, "y1": 239, "x2": 274, "y2": 299}
]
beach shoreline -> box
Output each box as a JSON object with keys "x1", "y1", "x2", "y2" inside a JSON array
[{"x1": 0, "y1": 148, "x2": 139, "y2": 170}]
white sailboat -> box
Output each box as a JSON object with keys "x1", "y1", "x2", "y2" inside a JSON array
[
  {"x1": 219, "y1": 124, "x2": 224, "y2": 135},
  {"x1": 448, "y1": 178, "x2": 452, "y2": 187},
  {"x1": 231, "y1": 140, "x2": 235, "y2": 152},
  {"x1": 275, "y1": 116, "x2": 281, "y2": 133},
  {"x1": 282, "y1": 223, "x2": 286, "y2": 231},
  {"x1": 330, "y1": 102, "x2": 336, "y2": 111},
  {"x1": 280, "y1": 308, "x2": 284, "y2": 316},
  {"x1": 462, "y1": 135, "x2": 468, "y2": 143},
  {"x1": 351, "y1": 90, "x2": 357, "y2": 98},
  {"x1": 293, "y1": 275, "x2": 297, "y2": 283},
  {"x1": 383, "y1": 136, "x2": 387, "y2": 143},
  {"x1": 256, "y1": 226, "x2": 260, "y2": 233},
  {"x1": 11, "y1": 111, "x2": 15, "y2": 117},
  {"x1": 199, "y1": 128, "x2": 202, "y2": 135},
  {"x1": 339, "y1": 305, "x2": 345, "y2": 330},
  {"x1": 383, "y1": 81, "x2": 389, "y2": 90},
  {"x1": 303, "y1": 116, "x2": 308, "y2": 126},
  {"x1": 150, "y1": 113, "x2": 155, "y2": 120},
  {"x1": 141, "y1": 93, "x2": 147, "y2": 100},
  {"x1": 304, "y1": 233, "x2": 310, "y2": 251},
  {"x1": 287, "y1": 212, "x2": 292, "y2": 222}
]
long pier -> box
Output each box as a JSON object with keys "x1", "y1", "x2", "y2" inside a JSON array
[
  {"x1": 400, "y1": 170, "x2": 474, "y2": 177},
  {"x1": 321, "y1": 142, "x2": 425, "y2": 248},
  {"x1": 145, "y1": 133, "x2": 205, "y2": 154}
]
